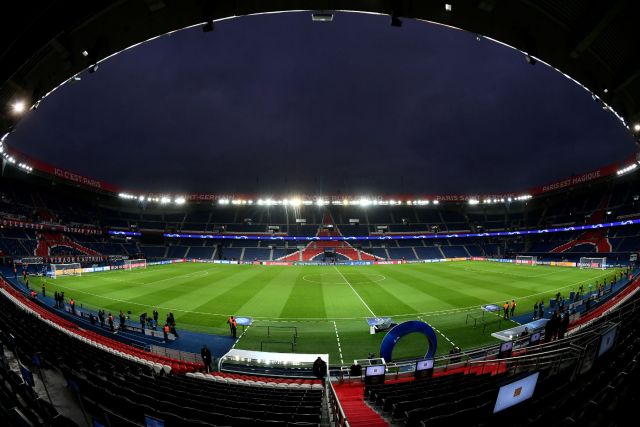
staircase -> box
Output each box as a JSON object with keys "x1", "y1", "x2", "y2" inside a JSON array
[
  {"x1": 550, "y1": 196, "x2": 613, "y2": 254},
  {"x1": 35, "y1": 232, "x2": 103, "y2": 257},
  {"x1": 277, "y1": 213, "x2": 385, "y2": 262},
  {"x1": 332, "y1": 382, "x2": 388, "y2": 427}
]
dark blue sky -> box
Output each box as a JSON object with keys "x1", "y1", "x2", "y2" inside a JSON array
[{"x1": 8, "y1": 12, "x2": 636, "y2": 194}]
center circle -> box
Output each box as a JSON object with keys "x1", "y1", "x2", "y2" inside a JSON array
[{"x1": 302, "y1": 272, "x2": 387, "y2": 285}]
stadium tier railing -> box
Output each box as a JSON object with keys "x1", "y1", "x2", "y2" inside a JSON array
[
  {"x1": 353, "y1": 289, "x2": 640, "y2": 382},
  {"x1": 150, "y1": 345, "x2": 201, "y2": 365},
  {"x1": 0, "y1": 277, "x2": 203, "y2": 375},
  {"x1": 328, "y1": 380, "x2": 350, "y2": 427}
]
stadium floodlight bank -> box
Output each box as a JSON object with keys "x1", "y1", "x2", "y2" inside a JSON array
[
  {"x1": 125, "y1": 259, "x2": 147, "y2": 270},
  {"x1": 516, "y1": 255, "x2": 537, "y2": 265},
  {"x1": 579, "y1": 257, "x2": 607, "y2": 270},
  {"x1": 49, "y1": 263, "x2": 82, "y2": 278}
]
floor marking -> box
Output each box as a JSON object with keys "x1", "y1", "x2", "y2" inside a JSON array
[
  {"x1": 451, "y1": 264, "x2": 562, "y2": 279},
  {"x1": 333, "y1": 266, "x2": 377, "y2": 317},
  {"x1": 231, "y1": 324, "x2": 251, "y2": 349},
  {"x1": 46, "y1": 267, "x2": 614, "y2": 322},
  {"x1": 302, "y1": 272, "x2": 386, "y2": 285},
  {"x1": 418, "y1": 316, "x2": 457, "y2": 348},
  {"x1": 89, "y1": 266, "x2": 218, "y2": 287},
  {"x1": 332, "y1": 321, "x2": 344, "y2": 364}
]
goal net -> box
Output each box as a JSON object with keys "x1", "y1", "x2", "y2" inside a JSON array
[
  {"x1": 49, "y1": 263, "x2": 82, "y2": 278},
  {"x1": 579, "y1": 257, "x2": 606, "y2": 270},
  {"x1": 124, "y1": 259, "x2": 147, "y2": 270},
  {"x1": 515, "y1": 255, "x2": 537, "y2": 265}
]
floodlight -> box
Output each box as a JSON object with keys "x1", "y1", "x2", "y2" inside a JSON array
[
  {"x1": 445, "y1": 4, "x2": 452, "y2": 11},
  {"x1": 433, "y1": 200, "x2": 439, "y2": 205},
  {"x1": 88, "y1": 64, "x2": 99, "y2": 73},
  {"x1": 312, "y1": 12, "x2": 334, "y2": 22},
  {"x1": 11, "y1": 101, "x2": 26, "y2": 114},
  {"x1": 634, "y1": 123, "x2": 640, "y2": 132},
  {"x1": 81, "y1": 50, "x2": 89, "y2": 57},
  {"x1": 175, "y1": 197, "x2": 186, "y2": 205}
]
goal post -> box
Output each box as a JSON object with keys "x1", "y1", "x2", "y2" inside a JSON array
[
  {"x1": 579, "y1": 257, "x2": 607, "y2": 270},
  {"x1": 124, "y1": 259, "x2": 147, "y2": 270},
  {"x1": 49, "y1": 263, "x2": 82, "y2": 279},
  {"x1": 515, "y1": 255, "x2": 537, "y2": 265}
]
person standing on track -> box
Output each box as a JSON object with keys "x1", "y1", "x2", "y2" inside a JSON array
[
  {"x1": 510, "y1": 300, "x2": 516, "y2": 319},
  {"x1": 503, "y1": 302, "x2": 509, "y2": 320},
  {"x1": 227, "y1": 316, "x2": 237, "y2": 339}
]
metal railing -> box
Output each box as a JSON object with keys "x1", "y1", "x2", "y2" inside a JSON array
[
  {"x1": 327, "y1": 380, "x2": 349, "y2": 427},
  {"x1": 338, "y1": 287, "x2": 640, "y2": 381},
  {"x1": 150, "y1": 345, "x2": 201, "y2": 364}
]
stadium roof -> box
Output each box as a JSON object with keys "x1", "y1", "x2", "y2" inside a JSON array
[{"x1": 1, "y1": 1, "x2": 639, "y2": 141}]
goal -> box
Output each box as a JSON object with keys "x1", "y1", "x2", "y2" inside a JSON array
[
  {"x1": 579, "y1": 257, "x2": 607, "y2": 270},
  {"x1": 124, "y1": 259, "x2": 147, "y2": 270},
  {"x1": 49, "y1": 263, "x2": 82, "y2": 279},
  {"x1": 515, "y1": 255, "x2": 537, "y2": 265}
]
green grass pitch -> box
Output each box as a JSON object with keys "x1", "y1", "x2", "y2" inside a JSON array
[{"x1": 40, "y1": 261, "x2": 619, "y2": 365}]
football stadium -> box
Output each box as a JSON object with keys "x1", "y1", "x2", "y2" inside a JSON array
[{"x1": 1, "y1": 2, "x2": 640, "y2": 427}]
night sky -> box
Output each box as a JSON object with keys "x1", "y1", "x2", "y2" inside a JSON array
[{"x1": 7, "y1": 12, "x2": 636, "y2": 195}]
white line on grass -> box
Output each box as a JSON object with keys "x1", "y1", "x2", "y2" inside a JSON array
[
  {"x1": 49, "y1": 270, "x2": 613, "y2": 322},
  {"x1": 89, "y1": 266, "x2": 219, "y2": 287},
  {"x1": 418, "y1": 316, "x2": 457, "y2": 348},
  {"x1": 332, "y1": 321, "x2": 344, "y2": 364},
  {"x1": 231, "y1": 325, "x2": 251, "y2": 349},
  {"x1": 333, "y1": 266, "x2": 377, "y2": 317},
  {"x1": 452, "y1": 264, "x2": 561, "y2": 279}
]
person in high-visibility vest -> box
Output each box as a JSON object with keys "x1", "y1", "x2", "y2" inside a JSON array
[
  {"x1": 70, "y1": 298, "x2": 76, "y2": 315},
  {"x1": 510, "y1": 300, "x2": 516, "y2": 318},
  {"x1": 163, "y1": 323, "x2": 170, "y2": 342},
  {"x1": 227, "y1": 316, "x2": 237, "y2": 339},
  {"x1": 503, "y1": 302, "x2": 509, "y2": 320}
]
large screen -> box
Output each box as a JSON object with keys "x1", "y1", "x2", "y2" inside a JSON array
[
  {"x1": 493, "y1": 372, "x2": 540, "y2": 413},
  {"x1": 415, "y1": 359, "x2": 434, "y2": 379},
  {"x1": 498, "y1": 341, "x2": 513, "y2": 359},
  {"x1": 597, "y1": 325, "x2": 617, "y2": 358},
  {"x1": 529, "y1": 332, "x2": 541, "y2": 345},
  {"x1": 365, "y1": 365, "x2": 385, "y2": 376},
  {"x1": 364, "y1": 365, "x2": 386, "y2": 385}
]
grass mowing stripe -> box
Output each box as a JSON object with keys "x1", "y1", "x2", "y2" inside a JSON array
[
  {"x1": 280, "y1": 270, "x2": 326, "y2": 318},
  {"x1": 333, "y1": 266, "x2": 377, "y2": 317},
  {"x1": 41, "y1": 261, "x2": 623, "y2": 362}
]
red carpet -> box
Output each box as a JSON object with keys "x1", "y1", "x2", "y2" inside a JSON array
[{"x1": 332, "y1": 382, "x2": 388, "y2": 427}]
